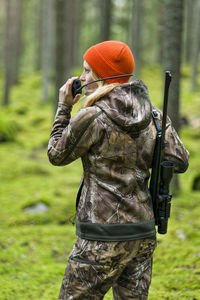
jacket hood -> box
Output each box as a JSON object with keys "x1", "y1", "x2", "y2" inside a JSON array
[{"x1": 96, "y1": 80, "x2": 152, "y2": 134}]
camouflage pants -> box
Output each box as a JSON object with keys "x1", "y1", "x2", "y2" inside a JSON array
[{"x1": 58, "y1": 236, "x2": 156, "y2": 300}]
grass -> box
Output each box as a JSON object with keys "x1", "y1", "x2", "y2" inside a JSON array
[{"x1": 0, "y1": 67, "x2": 200, "y2": 299}]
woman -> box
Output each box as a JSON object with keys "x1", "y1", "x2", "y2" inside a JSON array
[{"x1": 48, "y1": 41, "x2": 189, "y2": 300}]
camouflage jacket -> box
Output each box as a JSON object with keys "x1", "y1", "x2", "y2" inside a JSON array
[{"x1": 48, "y1": 80, "x2": 189, "y2": 241}]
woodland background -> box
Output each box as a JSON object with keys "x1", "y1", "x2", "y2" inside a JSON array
[{"x1": 0, "y1": 0, "x2": 200, "y2": 299}]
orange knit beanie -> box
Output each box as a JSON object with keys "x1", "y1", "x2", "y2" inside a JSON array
[{"x1": 83, "y1": 40, "x2": 135, "y2": 84}]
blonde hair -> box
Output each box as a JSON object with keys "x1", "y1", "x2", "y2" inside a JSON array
[{"x1": 82, "y1": 70, "x2": 120, "y2": 108}]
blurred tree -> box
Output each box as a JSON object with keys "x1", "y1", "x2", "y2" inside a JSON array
[
  {"x1": 34, "y1": 0, "x2": 43, "y2": 70},
  {"x1": 55, "y1": 0, "x2": 77, "y2": 111},
  {"x1": 163, "y1": 0, "x2": 184, "y2": 192},
  {"x1": 130, "y1": 0, "x2": 143, "y2": 79},
  {"x1": 0, "y1": 0, "x2": 5, "y2": 71},
  {"x1": 191, "y1": 0, "x2": 200, "y2": 91},
  {"x1": 20, "y1": 0, "x2": 42, "y2": 73},
  {"x1": 11, "y1": 0, "x2": 23, "y2": 85},
  {"x1": 3, "y1": 0, "x2": 23, "y2": 105},
  {"x1": 184, "y1": 0, "x2": 196, "y2": 63},
  {"x1": 99, "y1": 0, "x2": 112, "y2": 41},
  {"x1": 64, "y1": 0, "x2": 76, "y2": 78},
  {"x1": 157, "y1": 1, "x2": 164, "y2": 64},
  {"x1": 55, "y1": 0, "x2": 67, "y2": 110},
  {"x1": 41, "y1": 0, "x2": 55, "y2": 103},
  {"x1": 73, "y1": 0, "x2": 85, "y2": 68},
  {"x1": 112, "y1": 0, "x2": 130, "y2": 44}
]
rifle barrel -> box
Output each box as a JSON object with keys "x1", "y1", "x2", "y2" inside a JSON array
[{"x1": 161, "y1": 71, "x2": 172, "y2": 147}]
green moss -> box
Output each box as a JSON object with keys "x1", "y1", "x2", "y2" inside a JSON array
[
  {"x1": 0, "y1": 112, "x2": 20, "y2": 142},
  {"x1": 0, "y1": 67, "x2": 199, "y2": 299}
]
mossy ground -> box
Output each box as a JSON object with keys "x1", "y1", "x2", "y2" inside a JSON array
[{"x1": 0, "y1": 67, "x2": 199, "y2": 299}]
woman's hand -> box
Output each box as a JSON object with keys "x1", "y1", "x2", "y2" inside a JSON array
[{"x1": 59, "y1": 77, "x2": 81, "y2": 106}]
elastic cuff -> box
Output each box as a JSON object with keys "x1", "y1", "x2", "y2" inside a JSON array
[
  {"x1": 76, "y1": 219, "x2": 156, "y2": 242},
  {"x1": 58, "y1": 102, "x2": 73, "y2": 110}
]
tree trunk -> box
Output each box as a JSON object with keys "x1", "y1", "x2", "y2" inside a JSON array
[
  {"x1": 55, "y1": 0, "x2": 67, "y2": 111},
  {"x1": 99, "y1": 0, "x2": 112, "y2": 42},
  {"x1": 162, "y1": 0, "x2": 184, "y2": 192},
  {"x1": 12, "y1": 0, "x2": 23, "y2": 85},
  {"x1": 73, "y1": 0, "x2": 85, "y2": 68},
  {"x1": 184, "y1": 0, "x2": 195, "y2": 63},
  {"x1": 3, "y1": 0, "x2": 23, "y2": 105},
  {"x1": 191, "y1": 0, "x2": 200, "y2": 91},
  {"x1": 157, "y1": 1, "x2": 164, "y2": 64},
  {"x1": 130, "y1": 0, "x2": 143, "y2": 79},
  {"x1": 54, "y1": 0, "x2": 76, "y2": 111},
  {"x1": 34, "y1": 0, "x2": 43, "y2": 71},
  {"x1": 0, "y1": 0, "x2": 5, "y2": 71},
  {"x1": 3, "y1": 0, "x2": 11, "y2": 106},
  {"x1": 41, "y1": 0, "x2": 55, "y2": 103},
  {"x1": 64, "y1": 0, "x2": 76, "y2": 79}
]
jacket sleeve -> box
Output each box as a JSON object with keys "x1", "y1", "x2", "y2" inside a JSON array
[
  {"x1": 47, "y1": 102, "x2": 103, "y2": 166},
  {"x1": 164, "y1": 117, "x2": 189, "y2": 173}
]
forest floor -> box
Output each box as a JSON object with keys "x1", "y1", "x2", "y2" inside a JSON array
[{"x1": 0, "y1": 67, "x2": 200, "y2": 300}]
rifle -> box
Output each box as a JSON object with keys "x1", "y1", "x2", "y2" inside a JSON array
[{"x1": 150, "y1": 71, "x2": 174, "y2": 234}]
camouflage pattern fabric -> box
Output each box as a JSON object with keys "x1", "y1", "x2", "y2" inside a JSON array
[
  {"x1": 48, "y1": 80, "x2": 189, "y2": 299},
  {"x1": 58, "y1": 236, "x2": 156, "y2": 300},
  {"x1": 48, "y1": 80, "x2": 189, "y2": 226}
]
